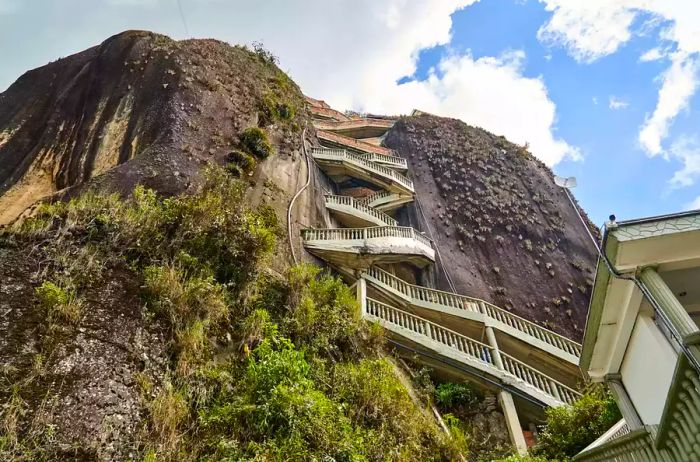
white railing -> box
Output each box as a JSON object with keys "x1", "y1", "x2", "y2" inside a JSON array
[
  {"x1": 325, "y1": 195, "x2": 398, "y2": 227},
  {"x1": 301, "y1": 226, "x2": 433, "y2": 249},
  {"x1": 359, "y1": 152, "x2": 408, "y2": 169},
  {"x1": 311, "y1": 147, "x2": 414, "y2": 192},
  {"x1": 364, "y1": 267, "x2": 582, "y2": 358},
  {"x1": 366, "y1": 298, "x2": 497, "y2": 366},
  {"x1": 365, "y1": 298, "x2": 579, "y2": 404},
  {"x1": 500, "y1": 352, "x2": 580, "y2": 404},
  {"x1": 582, "y1": 420, "x2": 630, "y2": 452}
]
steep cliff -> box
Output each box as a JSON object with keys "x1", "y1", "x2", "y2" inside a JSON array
[
  {"x1": 0, "y1": 30, "x2": 324, "y2": 233},
  {"x1": 386, "y1": 115, "x2": 597, "y2": 340},
  {"x1": 0, "y1": 30, "x2": 600, "y2": 461}
]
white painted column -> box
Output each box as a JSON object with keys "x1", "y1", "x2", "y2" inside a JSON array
[
  {"x1": 639, "y1": 267, "x2": 699, "y2": 343},
  {"x1": 605, "y1": 374, "x2": 643, "y2": 430},
  {"x1": 485, "y1": 326, "x2": 504, "y2": 369},
  {"x1": 357, "y1": 276, "x2": 367, "y2": 316},
  {"x1": 486, "y1": 325, "x2": 527, "y2": 455},
  {"x1": 498, "y1": 390, "x2": 528, "y2": 456}
]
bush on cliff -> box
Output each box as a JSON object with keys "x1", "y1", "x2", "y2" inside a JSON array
[{"x1": 4, "y1": 167, "x2": 459, "y2": 461}]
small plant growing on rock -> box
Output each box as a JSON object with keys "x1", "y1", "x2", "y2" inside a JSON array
[
  {"x1": 35, "y1": 281, "x2": 82, "y2": 325},
  {"x1": 226, "y1": 149, "x2": 256, "y2": 176},
  {"x1": 241, "y1": 127, "x2": 273, "y2": 159}
]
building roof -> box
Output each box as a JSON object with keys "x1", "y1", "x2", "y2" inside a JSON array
[{"x1": 580, "y1": 209, "x2": 700, "y2": 373}]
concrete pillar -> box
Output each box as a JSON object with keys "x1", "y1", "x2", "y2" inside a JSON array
[
  {"x1": 356, "y1": 276, "x2": 367, "y2": 316},
  {"x1": 498, "y1": 390, "x2": 528, "y2": 456},
  {"x1": 605, "y1": 374, "x2": 643, "y2": 430},
  {"x1": 639, "y1": 267, "x2": 698, "y2": 343},
  {"x1": 484, "y1": 326, "x2": 505, "y2": 369}
]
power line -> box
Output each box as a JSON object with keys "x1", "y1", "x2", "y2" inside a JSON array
[{"x1": 176, "y1": 0, "x2": 189, "y2": 36}]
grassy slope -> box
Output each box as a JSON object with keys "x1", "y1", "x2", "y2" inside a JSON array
[{"x1": 0, "y1": 168, "x2": 461, "y2": 461}]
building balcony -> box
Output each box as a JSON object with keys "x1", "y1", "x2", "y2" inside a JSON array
[
  {"x1": 301, "y1": 225, "x2": 434, "y2": 269},
  {"x1": 357, "y1": 152, "x2": 408, "y2": 172},
  {"x1": 357, "y1": 190, "x2": 414, "y2": 212},
  {"x1": 316, "y1": 130, "x2": 396, "y2": 157}
]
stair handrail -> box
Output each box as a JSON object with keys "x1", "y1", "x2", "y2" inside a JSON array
[
  {"x1": 500, "y1": 352, "x2": 581, "y2": 404},
  {"x1": 366, "y1": 298, "x2": 578, "y2": 403},
  {"x1": 301, "y1": 226, "x2": 434, "y2": 249},
  {"x1": 311, "y1": 147, "x2": 414, "y2": 192},
  {"x1": 365, "y1": 297, "x2": 497, "y2": 367},
  {"x1": 359, "y1": 152, "x2": 408, "y2": 168},
  {"x1": 364, "y1": 266, "x2": 582, "y2": 358},
  {"x1": 324, "y1": 194, "x2": 398, "y2": 227}
]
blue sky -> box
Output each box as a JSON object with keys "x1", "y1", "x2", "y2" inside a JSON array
[
  {"x1": 402, "y1": 1, "x2": 700, "y2": 223},
  {"x1": 0, "y1": 0, "x2": 698, "y2": 225}
]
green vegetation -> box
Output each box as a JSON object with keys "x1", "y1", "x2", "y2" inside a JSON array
[
  {"x1": 435, "y1": 382, "x2": 480, "y2": 410},
  {"x1": 490, "y1": 386, "x2": 620, "y2": 462},
  {"x1": 241, "y1": 126, "x2": 274, "y2": 159},
  {"x1": 531, "y1": 386, "x2": 620, "y2": 461},
  {"x1": 226, "y1": 149, "x2": 256, "y2": 176},
  {"x1": 430, "y1": 379, "x2": 511, "y2": 461},
  {"x1": 34, "y1": 281, "x2": 82, "y2": 325},
  {"x1": 2, "y1": 166, "x2": 460, "y2": 461},
  {"x1": 245, "y1": 42, "x2": 303, "y2": 127}
]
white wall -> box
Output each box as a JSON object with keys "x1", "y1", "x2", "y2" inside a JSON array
[{"x1": 620, "y1": 313, "x2": 677, "y2": 425}]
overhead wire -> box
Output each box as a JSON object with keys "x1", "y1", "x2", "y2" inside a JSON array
[{"x1": 175, "y1": 0, "x2": 189, "y2": 36}]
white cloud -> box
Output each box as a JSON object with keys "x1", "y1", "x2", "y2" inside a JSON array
[
  {"x1": 686, "y1": 195, "x2": 700, "y2": 211},
  {"x1": 364, "y1": 49, "x2": 579, "y2": 165},
  {"x1": 640, "y1": 47, "x2": 666, "y2": 62},
  {"x1": 639, "y1": 54, "x2": 699, "y2": 155},
  {"x1": 668, "y1": 136, "x2": 700, "y2": 189},
  {"x1": 537, "y1": 0, "x2": 700, "y2": 177},
  {"x1": 609, "y1": 96, "x2": 629, "y2": 110},
  {"x1": 537, "y1": 0, "x2": 637, "y2": 63},
  {"x1": 592, "y1": 97, "x2": 598, "y2": 105},
  {"x1": 203, "y1": 0, "x2": 575, "y2": 166},
  {"x1": 0, "y1": 0, "x2": 578, "y2": 166}
]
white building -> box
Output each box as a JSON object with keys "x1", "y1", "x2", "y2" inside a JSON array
[{"x1": 575, "y1": 210, "x2": 700, "y2": 461}]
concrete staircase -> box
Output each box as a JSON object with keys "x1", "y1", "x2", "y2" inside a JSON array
[
  {"x1": 301, "y1": 97, "x2": 583, "y2": 454},
  {"x1": 362, "y1": 296, "x2": 580, "y2": 406}
]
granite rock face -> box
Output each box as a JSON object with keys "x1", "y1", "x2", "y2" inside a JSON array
[{"x1": 386, "y1": 115, "x2": 598, "y2": 339}]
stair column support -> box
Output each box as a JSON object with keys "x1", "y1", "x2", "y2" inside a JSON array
[
  {"x1": 484, "y1": 325, "x2": 504, "y2": 369},
  {"x1": 357, "y1": 277, "x2": 367, "y2": 316},
  {"x1": 498, "y1": 390, "x2": 529, "y2": 456},
  {"x1": 486, "y1": 325, "x2": 527, "y2": 455}
]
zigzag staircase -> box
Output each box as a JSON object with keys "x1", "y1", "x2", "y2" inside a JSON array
[{"x1": 301, "y1": 99, "x2": 583, "y2": 452}]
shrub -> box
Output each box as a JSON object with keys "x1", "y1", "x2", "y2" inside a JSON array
[
  {"x1": 241, "y1": 127, "x2": 273, "y2": 159},
  {"x1": 434, "y1": 382, "x2": 480, "y2": 410},
  {"x1": 150, "y1": 382, "x2": 188, "y2": 454},
  {"x1": 239, "y1": 309, "x2": 278, "y2": 353},
  {"x1": 143, "y1": 265, "x2": 228, "y2": 329},
  {"x1": 532, "y1": 386, "x2": 621, "y2": 460},
  {"x1": 332, "y1": 359, "x2": 414, "y2": 426},
  {"x1": 34, "y1": 281, "x2": 82, "y2": 325},
  {"x1": 259, "y1": 94, "x2": 296, "y2": 125},
  {"x1": 443, "y1": 413, "x2": 470, "y2": 456},
  {"x1": 252, "y1": 41, "x2": 278, "y2": 66},
  {"x1": 35, "y1": 281, "x2": 70, "y2": 310},
  {"x1": 283, "y1": 264, "x2": 360, "y2": 356},
  {"x1": 226, "y1": 150, "x2": 256, "y2": 176}
]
